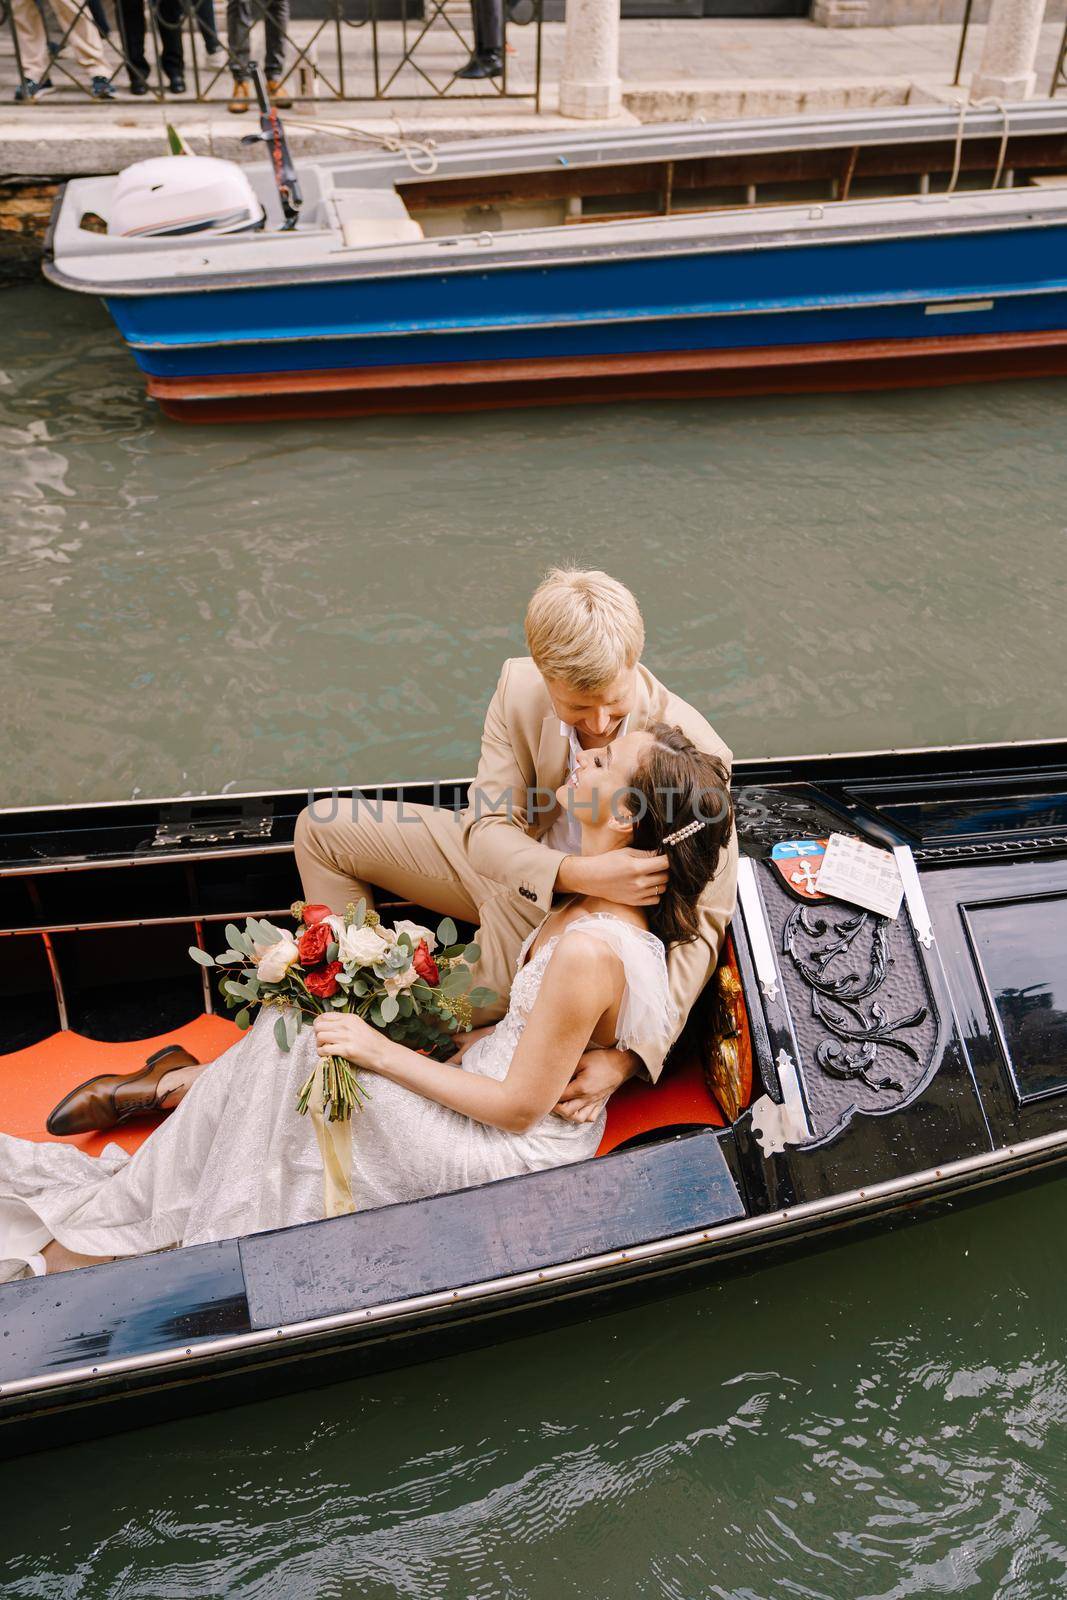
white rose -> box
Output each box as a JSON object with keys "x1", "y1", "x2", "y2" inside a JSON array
[
  {"x1": 393, "y1": 919, "x2": 437, "y2": 954},
  {"x1": 337, "y1": 923, "x2": 391, "y2": 967},
  {"x1": 256, "y1": 935, "x2": 300, "y2": 984},
  {"x1": 383, "y1": 966, "x2": 419, "y2": 997}
]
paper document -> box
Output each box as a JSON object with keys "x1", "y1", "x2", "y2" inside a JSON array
[{"x1": 815, "y1": 832, "x2": 904, "y2": 919}]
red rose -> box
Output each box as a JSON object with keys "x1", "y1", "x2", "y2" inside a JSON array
[
  {"x1": 302, "y1": 903, "x2": 333, "y2": 926},
  {"x1": 412, "y1": 939, "x2": 440, "y2": 986},
  {"x1": 305, "y1": 960, "x2": 342, "y2": 999},
  {"x1": 297, "y1": 921, "x2": 331, "y2": 967}
]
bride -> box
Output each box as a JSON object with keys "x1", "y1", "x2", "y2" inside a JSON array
[{"x1": 0, "y1": 724, "x2": 732, "y2": 1281}]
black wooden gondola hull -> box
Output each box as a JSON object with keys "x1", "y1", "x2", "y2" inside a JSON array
[
  {"x1": 3, "y1": 736, "x2": 1067, "y2": 1455},
  {"x1": 3, "y1": 1127, "x2": 1067, "y2": 1460}
]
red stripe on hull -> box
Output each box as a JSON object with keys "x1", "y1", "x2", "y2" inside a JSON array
[{"x1": 146, "y1": 329, "x2": 1067, "y2": 423}]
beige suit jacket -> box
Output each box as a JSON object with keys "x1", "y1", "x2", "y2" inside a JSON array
[{"x1": 462, "y1": 656, "x2": 738, "y2": 1081}]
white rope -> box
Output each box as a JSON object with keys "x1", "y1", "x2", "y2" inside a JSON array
[
  {"x1": 283, "y1": 118, "x2": 439, "y2": 176},
  {"x1": 946, "y1": 96, "x2": 1011, "y2": 195}
]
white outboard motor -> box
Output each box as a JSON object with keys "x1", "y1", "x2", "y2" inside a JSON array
[{"x1": 108, "y1": 156, "x2": 265, "y2": 239}]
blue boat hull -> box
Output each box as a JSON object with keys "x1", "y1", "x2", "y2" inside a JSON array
[{"x1": 101, "y1": 219, "x2": 1067, "y2": 419}]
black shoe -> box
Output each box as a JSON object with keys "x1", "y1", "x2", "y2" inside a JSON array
[
  {"x1": 13, "y1": 76, "x2": 55, "y2": 102},
  {"x1": 128, "y1": 77, "x2": 149, "y2": 95},
  {"x1": 167, "y1": 74, "x2": 186, "y2": 94},
  {"x1": 455, "y1": 51, "x2": 502, "y2": 80}
]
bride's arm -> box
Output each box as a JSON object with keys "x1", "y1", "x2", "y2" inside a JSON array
[{"x1": 313, "y1": 934, "x2": 621, "y2": 1134}]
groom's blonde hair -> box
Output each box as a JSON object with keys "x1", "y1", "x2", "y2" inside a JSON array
[{"x1": 525, "y1": 568, "x2": 645, "y2": 691}]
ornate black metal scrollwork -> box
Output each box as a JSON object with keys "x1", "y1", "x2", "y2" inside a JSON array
[
  {"x1": 733, "y1": 787, "x2": 842, "y2": 858},
  {"x1": 783, "y1": 904, "x2": 929, "y2": 1094}
]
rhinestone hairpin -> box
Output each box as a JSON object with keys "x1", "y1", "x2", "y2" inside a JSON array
[{"x1": 662, "y1": 817, "x2": 709, "y2": 848}]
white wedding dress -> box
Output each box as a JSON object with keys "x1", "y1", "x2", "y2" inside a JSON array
[{"x1": 0, "y1": 914, "x2": 675, "y2": 1281}]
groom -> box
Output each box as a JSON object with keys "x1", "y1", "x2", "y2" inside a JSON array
[
  {"x1": 48, "y1": 568, "x2": 737, "y2": 1135},
  {"x1": 294, "y1": 567, "x2": 738, "y2": 1122}
]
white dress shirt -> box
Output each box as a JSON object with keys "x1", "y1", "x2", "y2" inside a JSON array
[{"x1": 542, "y1": 715, "x2": 631, "y2": 856}]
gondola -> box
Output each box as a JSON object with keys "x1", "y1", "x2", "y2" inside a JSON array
[
  {"x1": 41, "y1": 101, "x2": 1067, "y2": 422},
  {"x1": 2, "y1": 737, "x2": 1067, "y2": 1457}
]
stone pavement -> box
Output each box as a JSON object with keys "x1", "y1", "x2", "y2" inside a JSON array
[{"x1": 0, "y1": 17, "x2": 1065, "y2": 177}]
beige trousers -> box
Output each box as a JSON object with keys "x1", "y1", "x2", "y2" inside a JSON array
[
  {"x1": 10, "y1": 0, "x2": 106, "y2": 82},
  {"x1": 294, "y1": 799, "x2": 544, "y2": 1022}
]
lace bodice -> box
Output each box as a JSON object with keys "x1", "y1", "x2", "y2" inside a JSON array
[{"x1": 461, "y1": 913, "x2": 678, "y2": 1090}]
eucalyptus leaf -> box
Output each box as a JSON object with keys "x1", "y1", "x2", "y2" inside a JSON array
[
  {"x1": 235, "y1": 1007, "x2": 251, "y2": 1031},
  {"x1": 285, "y1": 1009, "x2": 300, "y2": 1049},
  {"x1": 468, "y1": 986, "x2": 498, "y2": 1008},
  {"x1": 224, "y1": 923, "x2": 245, "y2": 952},
  {"x1": 274, "y1": 1015, "x2": 289, "y2": 1052},
  {"x1": 369, "y1": 1003, "x2": 384, "y2": 1027},
  {"x1": 326, "y1": 941, "x2": 339, "y2": 963},
  {"x1": 436, "y1": 917, "x2": 458, "y2": 948},
  {"x1": 188, "y1": 947, "x2": 215, "y2": 967},
  {"x1": 463, "y1": 942, "x2": 481, "y2": 963},
  {"x1": 380, "y1": 995, "x2": 399, "y2": 1024}
]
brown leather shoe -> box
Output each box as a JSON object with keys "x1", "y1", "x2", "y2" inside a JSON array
[
  {"x1": 46, "y1": 1045, "x2": 201, "y2": 1136},
  {"x1": 228, "y1": 78, "x2": 250, "y2": 113},
  {"x1": 267, "y1": 79, "x2": 293, "y2": 107}
]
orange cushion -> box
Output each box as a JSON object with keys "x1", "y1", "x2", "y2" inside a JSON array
[
  {"x1": 0, "y1": 1016, "x2": 241, "y2": 1158},
  {"x1": 2, "y1": 1013, "x2": 727, "y2": 1163},
  {"x1": 596, "y1": 1051, "x2": 725, "y2": 1156}
]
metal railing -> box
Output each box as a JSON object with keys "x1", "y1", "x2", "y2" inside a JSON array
[{"x1": 3, "y1": 0, "x2": 543, "y2": 105}]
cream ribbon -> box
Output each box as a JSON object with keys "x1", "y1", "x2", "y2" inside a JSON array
[{"x1": 306, "y1": 1058, "x2": 356, "y2": 1217}]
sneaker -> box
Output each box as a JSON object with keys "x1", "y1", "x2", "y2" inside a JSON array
[
  {"x1": 91, "y1": 75, "x2": 116, "y2": 100},
  {"x1": 13, "y1": 77, "x2": 56, "y2": 102},
  {"x1": 228, "y1": 77, "x2": 250, "y2": 114}
]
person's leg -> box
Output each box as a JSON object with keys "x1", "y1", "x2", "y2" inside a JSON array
[
  {"x1": 50, "y1": 0, "x2": 108, "y2": 74},
  {"x1": 155, "y1": 0, "x2": 185, "y2": 83},
  {"x1": 295, "y1": 798, "x2": 482, "y2": 924},
  {"x1": 263, "y1": 0, "x2": 287, "y2": 81},
  {"x1": 10, "y1": 0, "x2": 54, "y2": 81},
  {"x1": 41, "y1": 1239, "x2": 113, "y2": 1274},
  {"x1": 117, "y1": 0, "x2": 150, "y2": 87},
  {"x1": 226, "y1": 0, "x2": 251, "y2": 77},
  {"x1": 295, "y1": 797, "x2": 539, "y2": 1019},
  {"x1": 195, "y1": 0, "x2": 221, "y2": 51}
]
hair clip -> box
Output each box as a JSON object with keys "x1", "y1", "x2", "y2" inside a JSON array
[{"x1": 662, "y1": 817, "x2": 709, "y2": 848}]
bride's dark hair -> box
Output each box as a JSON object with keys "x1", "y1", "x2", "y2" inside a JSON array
[{"x1": 626, "y1": 722, "x2": 733, "y2": 949}]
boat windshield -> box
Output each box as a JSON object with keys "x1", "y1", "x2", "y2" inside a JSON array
[{"x1": 966, "y1": 895, "x2": 1067, "y2": 1103}]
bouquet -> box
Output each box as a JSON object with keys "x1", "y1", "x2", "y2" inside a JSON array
[{"x1": 190, "y1": 900, "x2": 496, "y2": 1125}]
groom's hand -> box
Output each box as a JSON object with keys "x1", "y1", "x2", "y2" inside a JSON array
[
  {"x1": 557, "y1": 848, "x2": 669, "y2": 907},
  {"x1": 553, "y1": 1046, "x2": 641, "y2": 1123}
]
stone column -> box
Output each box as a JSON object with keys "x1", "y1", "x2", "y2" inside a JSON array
[
  {"x1": 971, "y1": 0, "x2": 1049, "y2": 102},
  {"x1": 559, "y1": 0, "x2": 621, "y2": 120}
]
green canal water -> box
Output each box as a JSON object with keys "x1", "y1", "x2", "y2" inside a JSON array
[{"x1": 2, "y1": 284, "x2": 1067, "y2": 1597}]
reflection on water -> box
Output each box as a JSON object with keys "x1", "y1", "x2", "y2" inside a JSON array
[
  {"x1": 2, "y1": 1182, "x2": 1067, "y2": 1598},
  {"x1": 2, "y1": 284, "x2": 1067, "y2": 808}
]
